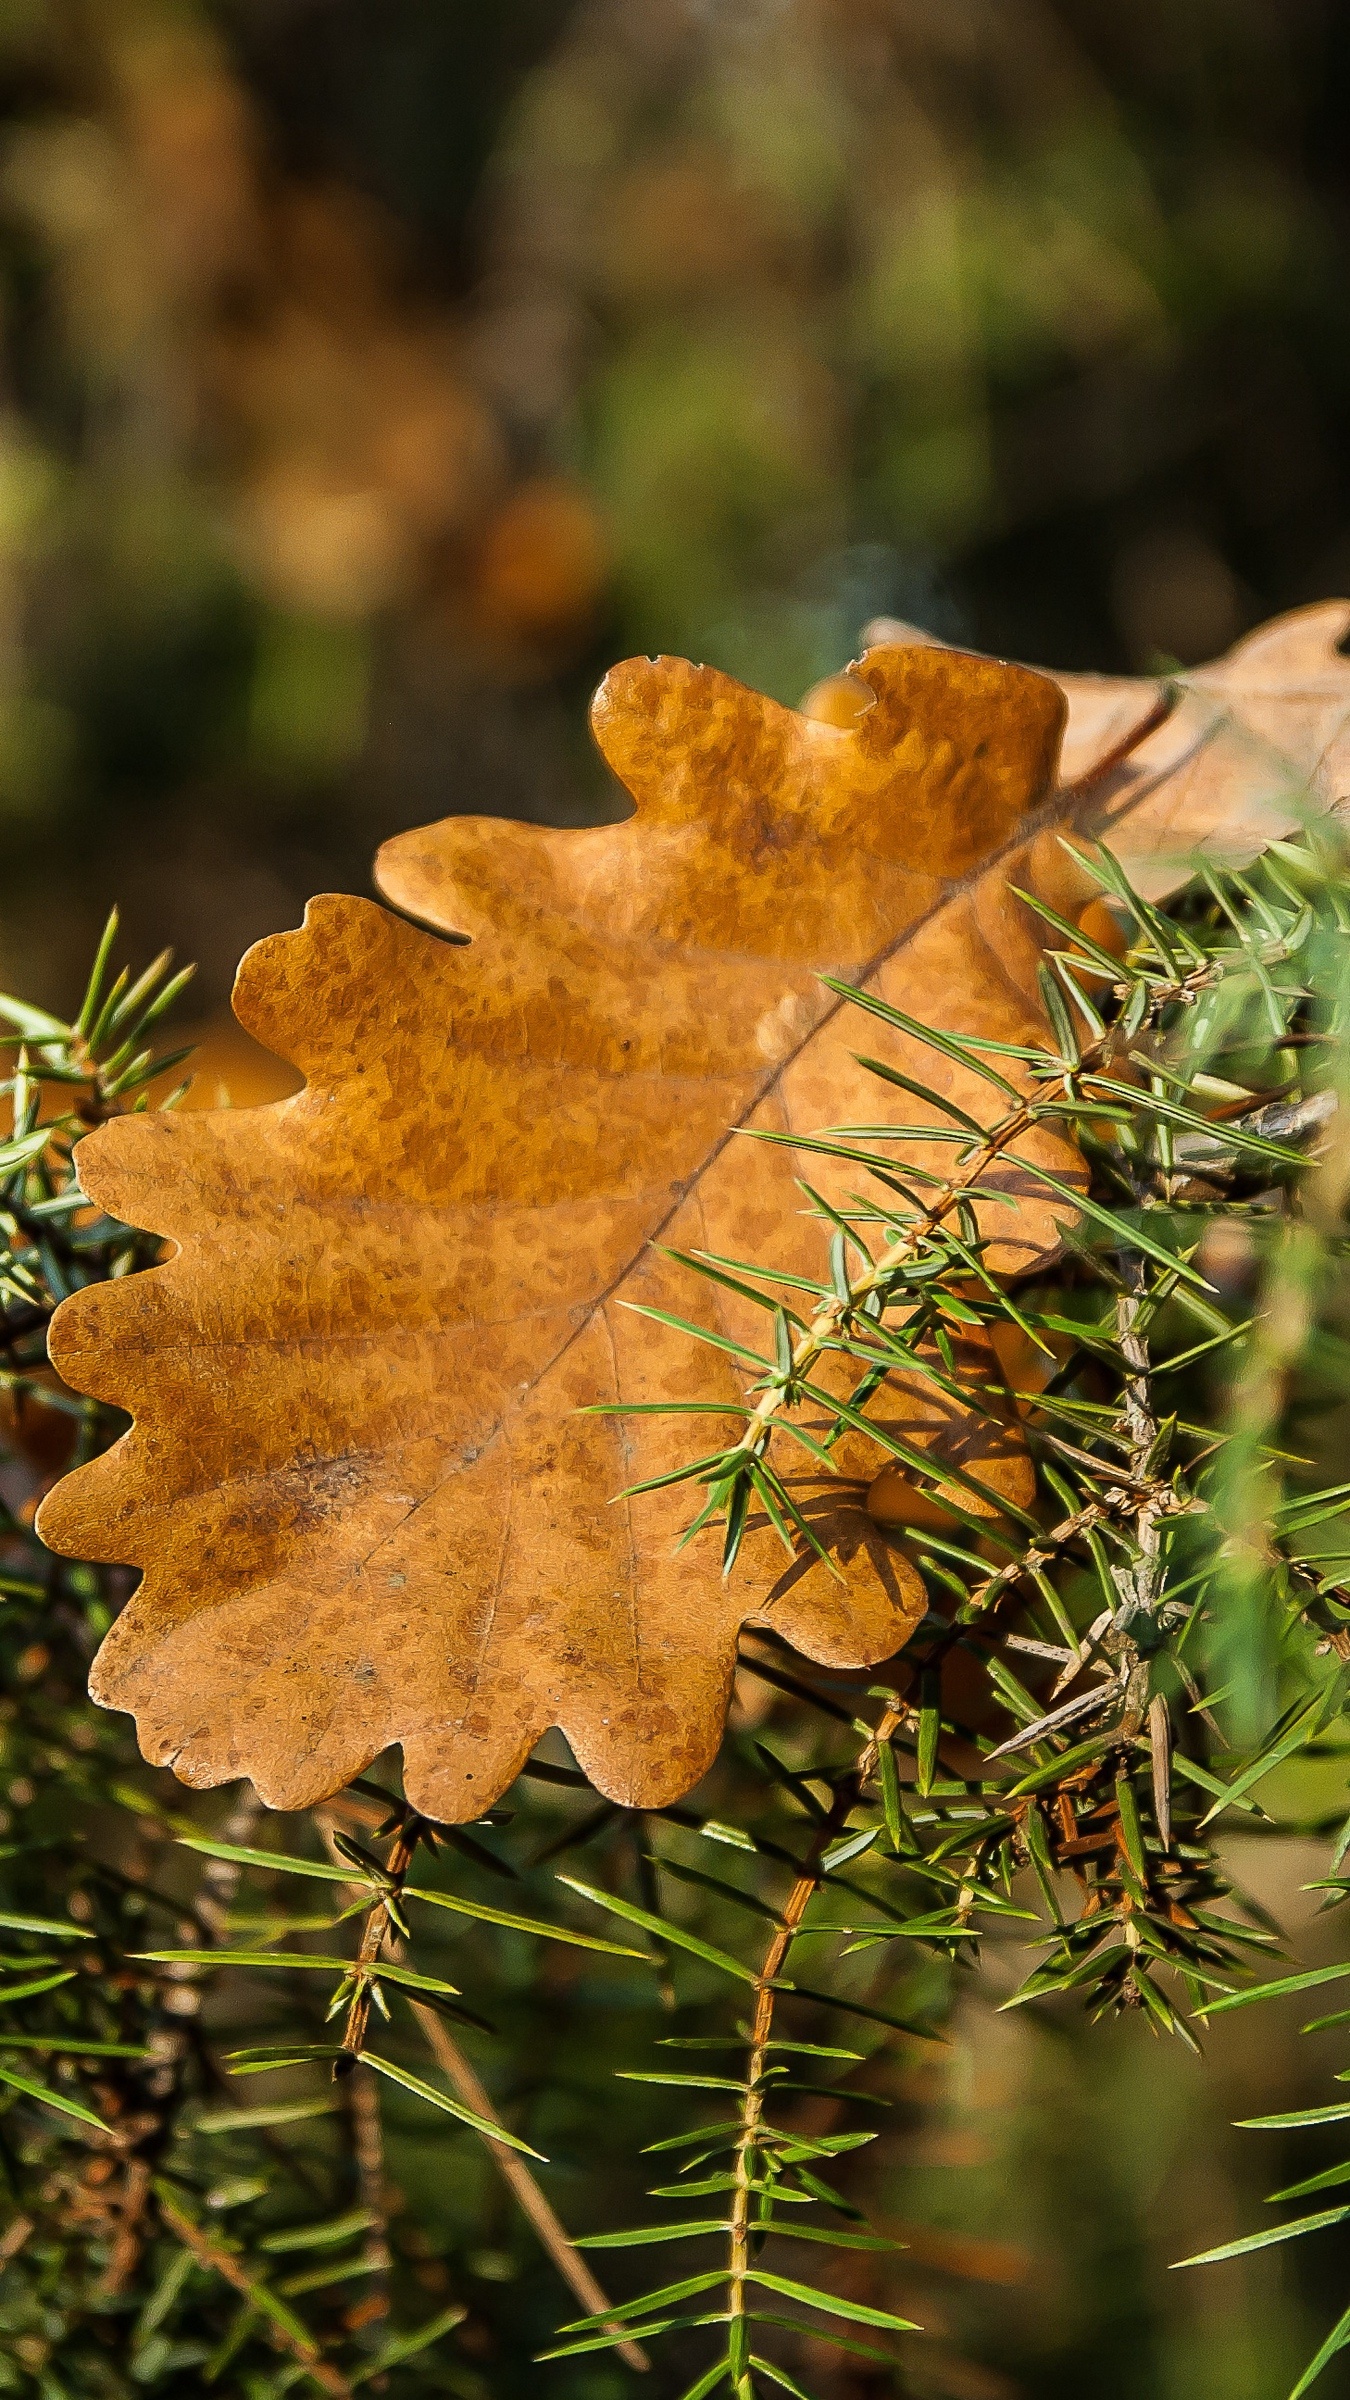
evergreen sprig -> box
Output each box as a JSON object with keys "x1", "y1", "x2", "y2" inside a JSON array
[{"x1": 2, "y1": 825, "x2": 1350, "y2": 2394}]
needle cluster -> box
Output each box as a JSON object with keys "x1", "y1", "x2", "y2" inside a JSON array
[{"x1": 2, "y1": 826, "x2": 1350, "y2": 2397}]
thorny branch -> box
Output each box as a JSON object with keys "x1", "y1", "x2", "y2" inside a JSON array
[
  {"x1": 728, "y1": 1698, "x2": 908, "y2": 2387},
  {"x1": 5, "y1": 839, "x2": 1350, "y2": 2396},
  {"x1": 324, "y1": 1807, "x2": 648, "y2": 2368},
  {"x1": 717, "y1": 948, "x2": 1226, "y2": 1544}
]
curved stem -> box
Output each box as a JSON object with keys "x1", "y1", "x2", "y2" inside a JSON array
[
  {"x1": 729, "y1": 951, "x2": 1232, "y2": 1517},
  {"x1": 727, "y1": 1699, "x2": 906, "y2": 2391},
  {"x1": 730, "y1": 1081, "x2": 1071, "y2": 1475},
  {"x1": 340, "y1": 1826, "x2": 417, "y2": 2059}
]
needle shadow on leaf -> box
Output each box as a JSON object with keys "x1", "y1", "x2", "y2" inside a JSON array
[{"x1": 42, "y1": 613, "x2": 1341, "y2": 1822}]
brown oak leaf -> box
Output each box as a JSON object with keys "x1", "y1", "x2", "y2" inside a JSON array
[{"x1": 37, "y1": 612, "x2": 1343, "y2": 1818}]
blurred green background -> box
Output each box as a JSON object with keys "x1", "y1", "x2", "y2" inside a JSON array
[
  {"x1": 4, "y1": 2, "x2": 1350, "y2": 2390},
  {"x1": 1, "y1": 0, "x2": 1348, "y2": 1025}
]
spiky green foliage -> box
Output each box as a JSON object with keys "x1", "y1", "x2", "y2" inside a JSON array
[{"x1": 2, "y1": 821, "x2": 1350, "y2": 2395}]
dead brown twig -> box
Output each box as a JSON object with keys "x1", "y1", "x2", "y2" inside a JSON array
[
  {"x1": 157, "y1": 2194, "x2": 353, "y2": 2398},
  {"x1": 313, "y1": 1808, "x2": 649, "y2": 2373},
  {"x1": 408, "y1": 2002, "x2": 651, "y2": 2375}
]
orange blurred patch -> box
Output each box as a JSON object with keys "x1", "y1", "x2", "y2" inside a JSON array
[
  {"x1": 467, "y1": 478, "x2": 609, "y2": 648},
  {"x1": 0, "y1": 1372, "x2": 77, "y2": 1480},
  {"x1": 890, "y1": 2220, "x2": 1036, "y2": 2287},
  {"x1": 600, "y1": 147, "x2": 783, "y2": 302}
]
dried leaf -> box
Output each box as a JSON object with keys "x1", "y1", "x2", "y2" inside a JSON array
[
  {"x1": 866, "y1": 597, "x2": 1350, "y2": 892},
  {"x1": 38, "y1": 613, "x2": 1345, "y2": 1817}
]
